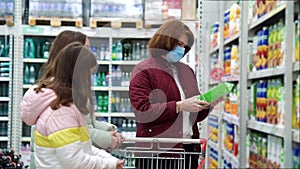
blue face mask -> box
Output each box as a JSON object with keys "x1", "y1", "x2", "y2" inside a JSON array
[{"x1": 166, "y1": 46, "x2": 185, "y2": 63}]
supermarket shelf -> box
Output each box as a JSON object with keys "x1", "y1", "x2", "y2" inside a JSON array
[
  {"x1": 293, "y1": 62, "x2": 300, "y2": 72},
  {"x1": 21, "y1": 137, "x2": 31, "y2": 142},
  {"x1": 111, "y1": 112, "x2": 135, "y2": 118},
  {"x1": 248, "y1": 67, "x2": 285, "y2": 79},
  {"x1": 224, "y1": 33, "x2": 239, "y2": 46},
  {"x1": 95, "y1": 112, "x2": 135, "y2": 118},
  {"x1": 112, "y1": 86, "x2": 129, "y2": 91},
  {"x1": 112, "y1": 60, "x2": 141, "y2": 65},
  {"x1": 0, "y1": 137, "x2": 8, "y2": 141},
  {"x1": 223, "y1": 113, "x2": 239, "y2": 126},
  {"x1": 0, "y1": 26, "x2": 13, "y2": 35},
  {"x1": 209, "y1": 80, "x2": 221, "y2": 85},
  {"x1": 209, "y1": 45, "x2": 219, "y2": 55},
  {"x1": 0, "y1": 97, "x2": 9, "y2": 101},
  {"x1": 208, "y1": 140, "x2": 218, "y2": 150},
  {"x1": 23, "y1": 84, "x2": 32, "y2": 89},
  {"x1": 22, "y1": 25, "x2": 157, "y2": 38},
  {"x1": 223, "y1": 75, "x2": 239, "y2": 82},
  {"x1": 248, "y1": 2, "x2": 287, "y2": 31},
  {"x1": 91, "y1": 86, "x2": 109, "y2": 91},
  {"x1": 222, "y1": 148, "x2": 239, "y2": 168},
  {"x1": 0, "y1": 57, "x2": 10, "y2": 62},
  {"x1": 293, "y1": 129, "x2": 300, "y2": 143},
  {"x1": 0, "y1": 117, "x2": 9, "y2": 121},
  {"x1": 97, "y1": 60, "x2": 110, "y2": 65},
  {"x1": 23, "y1": 58, "x2": 47, "y2": 63},
  {"x1": 247, "y1": 120, "x2": 284, "y2": 138},
  {"x1": 0, "y1": 77, "x2": 10, "y2": 81}
]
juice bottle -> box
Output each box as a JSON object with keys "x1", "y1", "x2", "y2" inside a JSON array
[{"x1": 266, "y1": 80, "x2": 272, "y2": 123}]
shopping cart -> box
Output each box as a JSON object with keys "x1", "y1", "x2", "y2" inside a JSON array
[{"x1": 111, "y1": 137, "x2": 206, "y2": 169}]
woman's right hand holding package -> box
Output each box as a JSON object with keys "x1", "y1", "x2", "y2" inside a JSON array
[{"x1": 176, "y1": 95, "x2": 209, "y2": 113}]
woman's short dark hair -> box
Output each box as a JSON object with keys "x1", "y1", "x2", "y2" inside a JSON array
[{"x1": 148, "y1": 19, "x2": 194, "y2": 57}]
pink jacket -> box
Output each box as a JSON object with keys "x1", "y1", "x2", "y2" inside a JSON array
[{"x1": 20, "y1": 86, "x2": 118, "y2": 169}]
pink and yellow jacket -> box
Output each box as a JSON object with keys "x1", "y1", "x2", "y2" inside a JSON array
[{"x1": 20, "y1": 86, "x2": 118, "y2": 169}]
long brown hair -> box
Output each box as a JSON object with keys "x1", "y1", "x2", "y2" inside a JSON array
[
  {"x1": 148, "y1": 19, "x2": 194, "y2": 57},
  {"x1": 37, "y1": 42, "x2": 97, "y2": 115},
  {"x1": 37, "y1": 30, "x2": 87, "y2": 86}
]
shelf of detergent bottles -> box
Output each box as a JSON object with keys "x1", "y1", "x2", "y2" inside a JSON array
[
  {"x1": 222, "y1": 148, "x2": 239, "y2": 168},
  {"x1": 247, "y1": 120, "x2": 284, "y2": 138},
  {"x1": 248, "y1": 2, "x2": 287, "y2": 31}
]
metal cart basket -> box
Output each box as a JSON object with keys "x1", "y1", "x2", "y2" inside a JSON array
[{"x1": 111, "y1": 137, "x2": 206, "y2": 169}]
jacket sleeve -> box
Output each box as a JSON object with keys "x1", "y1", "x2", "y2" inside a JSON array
[
  {"x1": 89, "y1": 127, "x2": 112, "y2": 149},
  {"x1": 129, "y1": 67, "x2": 178, "y2": 124},
  {"x1": 91, "y1": 145, "x2": 119, "y2": 161},
  {"x1": 85, "y1": 115, "x2": 118, "y2": 131},
  {"x1": 56, "y1": 141, "x2": 117, "y2": 169}
]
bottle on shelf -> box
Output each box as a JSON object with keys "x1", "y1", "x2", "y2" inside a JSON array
[
  {"x1": 116, "y1": 41, "x2": 123, "y2": 61},
  {"x1": 115, "y1": 92, "x2": 120, "y2": 112},
  {"x1": 24, "y1": 64, "x2": 30, "y2": 84},
  {"x1": 24, "y1": 38, "x2": 35, "y2": 58},
  {"x1": 43, "y1": 41, "x2": 51, "y2": 59},
  {"x1": 29, "y1": 65, "x2": 36, "y2": 84}
]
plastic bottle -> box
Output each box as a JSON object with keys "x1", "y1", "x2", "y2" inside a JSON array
[
  {"x1": 103, "y1": 94, "x2": 108, "y2": 112},
  {"x1": 29, "y1": 65, "x2": 35, "y2": 84},
  {"x1": 24, "y1": 38, "x2": 35, "y2": 58},
  {"x1": 111, "y1": 43, "x2": 117, "y2": 61},
  {"x1": 43, "y1": 41, "x2": 51, "y2": 59},
  {"x1": 115, "y1": 92, "x2": 120, "y2": 112},
  {"x1": 116, "y1": 41, "x2": 123, "y2": 61},
  {"x1": 24, "y1": 65, "x2": 29, "y2": 84},
  {"x1": 97, "y1": 95, "x2": 103, "y2": 112}
]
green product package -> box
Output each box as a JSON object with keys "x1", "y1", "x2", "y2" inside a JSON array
[{"x1": 198, "y1": 82, "x2": 235, "y2": 102}]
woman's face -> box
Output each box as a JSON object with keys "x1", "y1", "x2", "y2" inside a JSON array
[{"x1": 177, "y1": 33, "x2": 188, "y2": 48}]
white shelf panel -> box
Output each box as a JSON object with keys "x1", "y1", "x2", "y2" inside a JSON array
[
  {"x1": 248, "y1": 67, "x2": 285, "y2": 79},
  {"x1": 95, "y1": 112, "x2": 134, "y2": 118},
  {"x1": 22, "y1": 25, "x2": 157, "y2": 38},
  {"x1": 248, "y1": 2, "x2": 287, "y2": 31},
  {"x1": 112, "y1": 60, "x2": 141, "y2": 65},
  {"x1": 0, "y1": 117, "x2": 9, "y2": 121},
  {"x1": 208, "y1": 140, "x2": 218, "y2": 150},
  {"x1": 23, "y1": 58, "x2": 47, "y2": 63},
  {"x1": 23, "y1": 84, "x2": 32, "y2": 89},
  {"x1": 111, "y1": 113, "x2": 135, "y2": 118},
  {"x1": 22, "y1": 137, "x2": 31, "y2": 142},
  {"x1": 0, "y1": 77, "x2": 10, "y2": 81},
  {"x1": 293, "y1": 62, "x2": 300, "y2": 72},
  {"x1": 293, "y1": 129, "x2": 300, "y2": 143},
  {"x1": 209, "y1": 45, "x2": 219, "y2": 55},
  {"x1": 223, "y1": 113, "x2": 239, "y2": 126},
  {"x1": 112, "y1": 86, "x2": 129, "y2": 91},
  {"x1": 224, "y1": 33, "x2": 240, "y2": 46},
  {"x1": 91, "y1": 86, "x2": 109, "y2": 91},
  {"x1": 97, "y1": 60, "x2": 110, "y2": 65},
  {"x1": 222, "y1": 148, "x2": 239, "y2": 168},
  {"x1": 222, "y1": 75, "x2": 239, "y2": 82},
  {"x1": 0, "y1": 137, "x2": 8, "y2": 141},
  {"x1": 247, "y1": 120, "x2": 284, "y2": 138},
  {"x1": 209, "y1": 110, "x2": 221, "y2": 118},
  {"x1": 0, "y1": 97, "x2": 9, "y2": 101},
  {"x1": 0, "y1": 57, "x2": 10, "y2": 62},
  {"x1": 0, "y1": 26, "x2": 13, "y2": 35}
]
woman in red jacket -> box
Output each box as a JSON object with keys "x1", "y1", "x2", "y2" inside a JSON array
[{"x1": 129, "y1": 19, "x2": 220, "y2": 169}]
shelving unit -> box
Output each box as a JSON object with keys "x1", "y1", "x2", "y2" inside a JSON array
[
  {"x1": 200, "y1": 0, "x2": 298, "y2": 168},
  {"x1": 0, "y1": 24, "x2": 13, "y2": 150}
]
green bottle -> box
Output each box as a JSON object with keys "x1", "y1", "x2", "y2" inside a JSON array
[
  {"x1": 24, "y1": 38, "x2": 35, "y2": 58},
  {"x1": 43, "y1": 41, "x2": 51, "y2": 59},
  {"x1": 97, "y1": 95, "x2": 103, "y2": 112}
]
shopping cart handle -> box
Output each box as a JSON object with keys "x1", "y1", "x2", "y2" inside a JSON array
[{"x1": 125, "y1": 137, "x2": 202, "y2": 144}]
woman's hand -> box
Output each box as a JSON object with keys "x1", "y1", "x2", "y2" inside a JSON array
[{"x1": 177, "y1": 95, "x2": 210, "y2": 113}]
